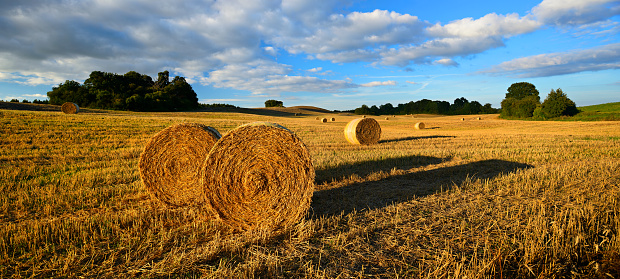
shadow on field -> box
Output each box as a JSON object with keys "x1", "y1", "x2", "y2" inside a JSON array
[
  {"x1": 379, "y1": 135, "x2": 455, "y2": 144},
  {"x1": 311, "y1": 159, "x2": 533, "y2": 217},
  {"x1": 315, "y1": 155, "x2": 448, "y2": 185}
]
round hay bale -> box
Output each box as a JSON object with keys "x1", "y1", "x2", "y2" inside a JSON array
[
  {"x1": 385, "y1": 117, "x2": 389, "y2": 120},
  {"x1": 321, "y1": 118, "x2": 327, "y2": 123},
  {"x1": 200, "y1": 122, "x2": 315, "y2": 231},
  {"x1": 414, "y1": 122, "x2": 425, "y2": 129},
  {"x1": 362, "y1": 115, "x2": 367, "y2": 118},
  {"x1": 461, "y1": 118, "x2": 465, "y2": 121},
  {"x1": 344, "y1": 118, "x2": 381, "y2": 145},
  {"x1": 139, "y1": 123, "x2": 221, "y2": 207},
  {"x1": 476, "y1": 117, "x2": 481, "y2": 120},
  {"x1": 315, "y1": 117, "x2": 320, "y2": 120},
  {"x1": 61, "y1": 102, "x2": 79, "y2": 114},
  {"x1": 330, "y1": 117, "x2": 336, "y2": 121}
]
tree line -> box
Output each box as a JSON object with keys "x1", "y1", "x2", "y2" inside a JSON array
[
  {"x1": 500, "y1": 82, "x2": 578, "y2": 119},
  {"x1": 47, "y1": 70, "x2": 199, "y2": 111},
  {"x1": 352, "y1": 98, "x2": 499, "y2": 116}
]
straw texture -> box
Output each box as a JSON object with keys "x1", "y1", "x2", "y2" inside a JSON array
[
  {"x1": 344, "y1": 118, "x2": 381, "y2": 145},
  {"x1": 415, "y1": 122, "x2": 425, "y2": 129},
  {"x1": 200, "y1": 122, "x2": 315, "y2": 231},
  {"x1": 61, "y1": 102, "x2": 79, "y2": 114},
  {"x1": 139, "y1": 123, "x2": 221, "y2": 207}
]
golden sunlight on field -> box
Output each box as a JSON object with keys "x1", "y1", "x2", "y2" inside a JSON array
[{"x1": 1, "y1": 106, "x2": 619, "y2": 278}]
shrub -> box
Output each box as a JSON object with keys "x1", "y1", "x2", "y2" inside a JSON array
[
  {"x1": 541, "y1": 88, "x2": 579, "y2": 118},
  {"x1": 265, "y1": 99, "x2": 284, "y2": 107}
]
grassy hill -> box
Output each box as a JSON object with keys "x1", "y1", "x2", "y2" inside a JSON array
[{"x1": 571, "y1": 102, "x2": 620, "y2": 121}]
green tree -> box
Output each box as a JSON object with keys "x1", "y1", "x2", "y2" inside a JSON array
[
  {"x1": 47, "y1": 80, "x2": 83, "y2": 105},
  {"x1": 506, "y1": 82, "x2": 540, "y2": 101},
  {"x1": 501, "y1": 82, "x2": 541, "y2": 118},
  {"x1": 354, "y1": 104, "x2": 372, "y2": 115},
  {"x1": 541, "y1": 88, "x2": 579, "y2": 118},
  {"x1": 265, "y1": 99, "x2": 284, "y2": 107}
]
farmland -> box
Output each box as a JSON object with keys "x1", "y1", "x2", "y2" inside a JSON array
[{"x1": 1, "y1": 103, "x2": 619, "y2": 278}]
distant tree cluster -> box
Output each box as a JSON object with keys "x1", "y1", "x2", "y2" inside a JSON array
[
  {"x1": 265, "y1": 99, "x2": 284, "y2": 107},
  {"x1": 47, "y1": 70, "x2": 199, "y2": 111},
  {"x1": 353, "y1": 98, "x2": 498, "y2": 116},
  {"x1": 501, "y1": 82, "x2": 578, "y2": 119}
]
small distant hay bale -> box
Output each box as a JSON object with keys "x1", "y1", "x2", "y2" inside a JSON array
[
  {"x1": 461, "y1": 118, "x2": 465, "y2": 121},
  {"x1": 344, "y1": 118, "x2": 381, "y2": 145},
  {"x1": 330, "y1": 117, "x2": 336, "y2": 121},
  {"x1": 362, "y1": 115, "x2": 367, "y2": 118},
  {"x1": 315, "y1": 117, "x2": 320, "y2": 120},
  {"x1": 139, "y1": 123, "x2": 221, "y2": 207},
  {"x1": 294, "y1": 113, "x2": 299, "y2": 116},
  {"x1": 61, "y1": 102, "x2": 79, "y2": 114},
  {"x1": 200, "y1": 122, "x2": 315, "y2": 232},
  {"x1": 321, "y1": 118, "x2": 328, "y2": 123},
  {"x1": 476, "y1": 117, "x2": 481, "y2": 120},
  {"x1": 385, "y1": 117, "x2": 389, "y2": 120},
  {"x1": 414, "y1": 122, "x2": 425, "y2": 129}
]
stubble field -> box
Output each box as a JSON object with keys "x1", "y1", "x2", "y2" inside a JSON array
[{"x1": 1, "y1": 105, "x2": 619, "y2": 278}]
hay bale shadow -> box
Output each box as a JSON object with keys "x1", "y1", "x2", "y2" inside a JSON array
[
  {"x1": 312, "y1": 159, "x2": 533, "y2": 217},
  {"x1": 315, "y1": 155, "x2": 447, "y2": 185},
  {"x1": 379, "y1": 135, "x2": 455, "y2": 144}
]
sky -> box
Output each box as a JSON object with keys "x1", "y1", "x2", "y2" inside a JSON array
[{"x1": 0, "y1": 0, "x2": 619, "y2": 110}]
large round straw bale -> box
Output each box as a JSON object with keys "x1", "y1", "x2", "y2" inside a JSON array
[
  {"x1": 61, "y1": 102, "x2": 79, "y2": 114},
  {"x1": 139, "y1": 123, "x2": 221, "y2": 207},
  {"x1": 344, "y1": 118, "x2": 381, "y2": 145},
  {"x1": 414, "y1": 122, "x2": 425, "y2": 129},
  {"x1": 321, "y1": 118, "x2": 327, "y2": 123},
  {"x1": 330, "y1": 117, "x2": 335, "y2": 121},
  {"x1": 200, "y1": 122, "x2": 315, "y2": 232}
]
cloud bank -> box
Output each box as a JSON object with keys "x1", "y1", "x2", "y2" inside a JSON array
[{"x1": 0, "y1": 0, "x2": 618, "y2": 95}]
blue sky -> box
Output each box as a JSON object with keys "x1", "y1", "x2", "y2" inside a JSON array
[{"x1": 0, "y1": 0, "x2": 618, "y2": 110}]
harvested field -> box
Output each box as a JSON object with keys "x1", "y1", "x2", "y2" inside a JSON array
[{"x1": 1, "y1": 108, "x2": 619, "y2": 278}]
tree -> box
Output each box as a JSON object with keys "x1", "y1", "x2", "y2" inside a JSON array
[
  {"x1": 541, "y1": 88, "x2": 579, "y2": 118},
  {"x1": 265, "y1": 99, "x2": 283, "y2": 107},
  {"x1": 47, "y1": 80, "x2": 83, "y2": 105},
  {"x1": 506, "y1": 82, "x2": 540, "y2": 101},
  {"x1": 354, "y1": 104, "x2": 372, "y2": 115},
  {"x1": 501, "y1": 82, "x2": 541, "y2": 118}
]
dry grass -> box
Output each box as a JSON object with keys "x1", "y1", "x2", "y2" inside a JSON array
[{"x1": 1, "y1": 108, "x2": 619, "y2": 278}]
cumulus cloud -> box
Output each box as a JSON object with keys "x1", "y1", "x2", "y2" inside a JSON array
[
  {"x1": 361, "y1": 80, "x2": 397, "y2": 87},
  {"x1": 481, "y1": 43, "x2": 620, "y2": 77},
  {"x1": 531, "y1": 0, "x2": 620, "y2": 26}
]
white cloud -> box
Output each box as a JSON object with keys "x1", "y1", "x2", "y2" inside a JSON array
[
  {"x1": 531, "y1": 0, "x2": 620, "y2": 26},
  {"x1": 24, "y1": 94, "x2": 47, "y2": 98},
  {"x1": 427, "y1": 13, "x2": 540, "y2": 38},
  {"x1": 481, "y1": 43, "x2": 620, "y2": 77},
  {"x1": 307, "y1": 67, "x2": 323, "y2": 73},
  {"x1": 201, "y1": 59, "x2": 355, "y2": 94},
  {"x1": 361, "y1": 80, "x2": 397, "y2": 87},
  {"x1": 406, "y1": 81, "x2": 418, "y2": 85},
  {"x1": 380, "y1": 37, "x2": 505, "y2": 66},
  {"x1": 433, "y1": 58, "x2": 459, "y2": 66}
]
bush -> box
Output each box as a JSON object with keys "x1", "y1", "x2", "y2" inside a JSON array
[
  {"x1": 10, "y1": 99, "x2": 19, "y2": 102},
  {"x1": 541, "y1": 88, "x2": 579, "y2": 118},
  {"x1": 265, "y1": 99, "x2": 284, "y2": 107}
]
